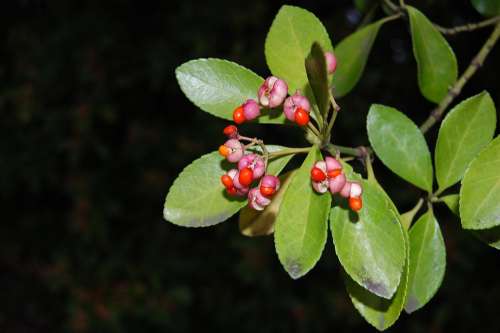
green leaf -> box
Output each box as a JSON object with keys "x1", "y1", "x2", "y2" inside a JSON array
[
  {"x1": 239, "y1": 171, "x2": 295, "y2": 237},
  {"x1": 164, "y1": 146, "x2": 292, "y2": 227},
  {"x1": 344, "y1": 228, "x2": 409, "y2": 331},
  {"x1": 265, "y1": 5, "x2": 333, "y2": 94},
  {"x1": 332, "y1": 19, "x2": 385, "y2": 98},
  {"x1": 305, "y1": 42, "x2": 330, "y2": 117},
  {"x1": 405, "y1": 209, "x2": 446, "y2": 313},
  {"x1": 435, "y1": 92, "x2": 496, "y2": 191},
  {"x1": 460, "y1": 136, "x2": 500, "y2": 230},
  {"x1": 330, "y1": 179, "x2": 406, "y2": 299},
  {"x1": 441, "y1": 194, "x2": 459, "y2": 216},
  {"x1": 407, "y1": 6, "x2": 458, "y2": 103},
  {"x1": 274, "y1": 147, "x2": 331, "y2": 279},
  {"x1": 176, "y1": 58, "x2": 285, "y2": 124},
  {"x1": 367, "y1": 104, "x2": 433, "y2": 192},
  {"x1": 471, "y1": 0, "x2": 500, "y2": 16}
]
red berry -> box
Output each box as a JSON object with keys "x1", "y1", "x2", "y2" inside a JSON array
[
  {"x1": 218, "y1": 145, "x2": 230, "y2": 157},
  {"x1": 311, "y1": 167, "x2": 326, "y2": 182},
  {"x1": 223, "y1": 125, "x2": 238, "y2": 138},
  {"x1": 238, "y1": 167, "x2": 253, "y2": 187},
  {"x1": 327, "y1": 169, "x2": 341, "y2": 179},
  {"x1": 349, "y1": 197, "x2": 362, "y2": 211},
  {"x1": 294, "y1": 108, "x2": 309, "y2": 126},
  {"x1": 233, "y1": 106, "x2": 246, "y2": 124},
  {"x1": 260, "y1": 186, "x2": 275, "y2": 197},
  {"x1": 221, "y1": 175, "x2": 233, "y2": 188},
  {"x1": 226, "y1": 186, "x2": 238, "y2": 196}
]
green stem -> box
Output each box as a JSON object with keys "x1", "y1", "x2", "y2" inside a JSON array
[
  {"x1": 400, "y1": 198, "x2": 424, "y2": 230},
  {"x1": 435, "y1": 16, "x2": 500, "y2": 35},
  {"x1": 420, "y1": 23, "x2": 500, "y2": 133},
  {"x1": 307, "y1": 121, "x2": 321, "y2": 138},
  {"x1": 268, "y1": 147, "x2": 311, "y2": 158},
  {"x1": 324, "y1": 143, "x2": 362, "y2": 157}
]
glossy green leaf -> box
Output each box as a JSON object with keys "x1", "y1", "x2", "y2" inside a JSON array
[
  {"x1": 405, "y1": 210, "x2": 446, "y2": 313},
  {"x1": 239, "y1": 171, "x2": 295, "y2": 237},
  {"x1": 345, "y1": 228, "x2": 409, "y2": 331},
  {"x1": 176, "y1": 58, "x2": 285, "y2": 124},
  {"x1": 265, "y1": 5, "x2": 333, "y2": 94},
  {"x1": 407, "y1": 6, "x2": 458, "y2": 103},
  {"x1": 460, "y1": 136, "x2": 500, "y2": 229},
  {"x1": 274, "y1": 147, "x2": 331, "y2": 279},
  {"x1": 367, "y1": 104, "x2": 433, "y2": 192},
  {"x1": 332, "y1": 18, "x2": 385, "y2": 98},
  {"x1": 471, "y1": 0, "x2": 500, "y2": 16},
  {"x1": 435, "y1": 92, "x2": 496, "y2": 191},
  {"x1": 441, "y1": 194, "x2": 459, "y2": 216},
  {"x1": 164, "y1": 146, "x2": 292, "y2": 227},
  {"x1": 305, "y1": 42, "x2": 330, "y2": 117},
  {"x1": 330, "y1": 179, "x2": 406, "y2": 299}
]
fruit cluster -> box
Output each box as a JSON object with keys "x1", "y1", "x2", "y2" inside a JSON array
[
  {"x1": 219, "y1": 125, "x2": 280, "y2": 211},
  {"x1": 232, "y1": 51, "x2": 337, "y2": 126},
  {"x1": 218, "y1": 51, "x2": 360, "y2": 212},
  {"x1": 310, "y1": 156, "x2": 363, "y2": 211}
]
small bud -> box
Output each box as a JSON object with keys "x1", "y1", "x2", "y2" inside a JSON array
[
  {"x1": 248, "y1": 187, "x2": 271, "y2": 211},
  {"x1": 233, "y1": 106, "x2": 246, "y2": 124},
  {"x1": 260, "y1": 175, "x2": 280, "y2": 197},
  {"x1": 223, "y1": 125, "x2": 238, "y2": 139},
  {"x1": 238, "y1": 154, "x2": 265, "y2": 180},
  {"x1": 283, "y1": 91, "x2": 311, "y2": 122},
  {"x1": 258, "y1": 76, "x2": 288, "y2": 108},
  {"x1": 242, "y1": 99, "x2": 261, "y2": 121},
  {"x1": 329, "y1": 172, "x2": 346, "y2": 194},
  {"x1": 325, "y1": 51, "x2": 337, "y2": 74},
  {"x1": 220, "y1": 139, "x2": 244, "y2": 163}
]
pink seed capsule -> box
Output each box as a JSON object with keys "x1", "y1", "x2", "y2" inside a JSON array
[
  {"x1": 312, "y1": 180, "x2": 329, "y2": 194},
  {"x1": 283, "y1": 90, "x2": 311, "y2": 121},
  {"x1": 238, "y1": 154, "x2": 265, "y2": 180},
  {"x1": 258, "y1": 76, "x2": 288, "y2": 108},
  {"x1": 242, "y1": 99, "x2": 261, "y2": 121},
  {"x1": 329, "y1": 172, "x2": 346, "y2": 194},
  {"x1": 325, "y1": 51, "x2": 337, "y2": 74},
  {"x1": 260, "y1": 175, "x2": 280, "y2": 197},
  {"x1": 350, "y1": 182, "x2": 363, "y2": 198},
  {"x1": 325, "y1": 156, "x2": 342, "y2": 172},
  {"x1": 340, "y1": 181, "x2": 352, "y2": 198},
  {"x1": 220, "y1": 139, "x2": 244, "y2": 163},
  {"x1": 248, "y1": 188, "x2": 271, "y2": 211}
]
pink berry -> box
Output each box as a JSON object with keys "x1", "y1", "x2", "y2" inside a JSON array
[
  {"x1": 325, "y1": 156, "x2": 342, "y2": 172},
  {"x1": 329, "y1": 172, "x2": 346, "y2": 194},
  {"x1": 325, "y1": 51, "x2": 337, "y2": 74},
  {"x1": 260, "y1": 175, "x2": 280, "y2": 196},
  {"x1": 283, "y1": 90, "x2": 311, "y2": 122},
  {"x1": 248, "y1": 188, "x2": 271, "y2": 211},
  {"x1": 242, "y1": 99, "x2": 261, "y2": 121},
  {"x1": 258, "y1": 76, "x2": 288, "y2": 108},
  {"x1": 226, "y1": 169, "x2": 249, "y2": 196},
  {"x1": 238, "y1": 154, "x2": 265, "y2": 180},
  {"x1": 340, "y1": 181, "x2": 352, "y2": 198},
  {"x1": 223, "y1": 125, "x2": 238, "y2": 139}
]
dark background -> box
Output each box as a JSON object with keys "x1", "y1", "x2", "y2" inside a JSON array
[{"x1": 2, "y1": 0, "x2": 499, "y2": 332}]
